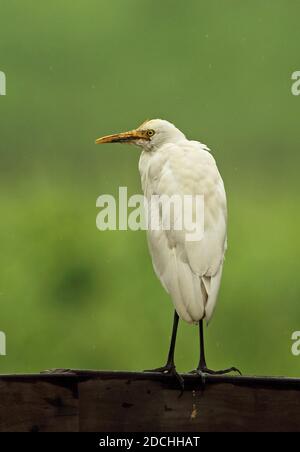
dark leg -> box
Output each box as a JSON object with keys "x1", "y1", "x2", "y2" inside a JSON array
[
  {"x1": 199, "y1": 318, "x2": 207, "y2": 370},
  {"x1": 144, "y1": 311, "x2": 184, "y2": 389},
  {"x1": 191, "y1": 319, "x2": 242, "y2": 376}
]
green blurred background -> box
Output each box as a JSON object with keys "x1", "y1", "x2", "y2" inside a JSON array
[{"x1": 0, "y1": 0, "x2": 299, "y2": 376}]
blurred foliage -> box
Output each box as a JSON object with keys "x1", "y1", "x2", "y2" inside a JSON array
[{"x1": 0, "y1": 0, "x2": 299, "y2": 376}]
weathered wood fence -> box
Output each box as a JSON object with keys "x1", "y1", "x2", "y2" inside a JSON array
[{"x1": 0, "y1": 371, "x2": 299, "y2": 432}]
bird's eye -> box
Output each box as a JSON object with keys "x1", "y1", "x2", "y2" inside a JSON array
[{"x1": 147, "y1": 129, "x2": 155, "y2": 138}]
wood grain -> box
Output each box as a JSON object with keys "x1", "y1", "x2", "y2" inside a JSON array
[{"x1": 0, "y1": 371, "x2": 299, "y2": 432}]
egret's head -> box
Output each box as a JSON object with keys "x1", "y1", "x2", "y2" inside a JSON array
[{"x1": 95, "y1": 119, "x2": 186, "y2": 151}]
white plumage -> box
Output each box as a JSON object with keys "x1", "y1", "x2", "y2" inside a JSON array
[
  {"x1": 96, "y1": 118, "x2": 240, "y2": 379},
  {"x1": 138, "y1": 119, "x2": 227, "y2": 324},
  {"x1": 96, "y1": 118, "x2": 227, "y2": 325}
]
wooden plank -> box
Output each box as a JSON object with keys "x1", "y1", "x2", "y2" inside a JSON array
[
  {"x1": 0, "y1": 376, "x2": 79, "y2": 432},
  {"x1": 0, "y1": 371, "x2": 299, "y2": 432},
  {"x1": 77, "y1": 372, "x2": 300, "y2": 432}
]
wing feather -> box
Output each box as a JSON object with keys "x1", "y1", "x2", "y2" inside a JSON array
[{"x1": 140, "y1": 141, "x2": 227, "y2": 324}]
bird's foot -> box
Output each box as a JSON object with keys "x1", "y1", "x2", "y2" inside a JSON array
[
  {"x1": 189, "y1": 366, "x2": 241, "y2": 387},
  {"x1": 144, "y1": 364, "x2": 184, "y2": 392},
  {"x1": 190, "y1": 366, "x2": 242, "y2": 377}
]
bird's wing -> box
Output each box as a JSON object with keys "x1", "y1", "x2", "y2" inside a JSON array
[{"x1": 140, "y1": 141, "x2": 227, "y2": 324}]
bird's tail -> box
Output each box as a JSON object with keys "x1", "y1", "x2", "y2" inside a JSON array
[
  {"x1": 166, "y1": 253, "x2": 206, "y2": 324},
  {"x1": 203, "y1": 266, "x2": 223, "y2": 324},
  {"x1": 166, "y1": 255, "x2": 223, "y2": 324}
]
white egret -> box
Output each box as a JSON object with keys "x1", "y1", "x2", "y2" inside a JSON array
[{"x1": 96, "y1": 119, "x2": 240, "y2": 385}]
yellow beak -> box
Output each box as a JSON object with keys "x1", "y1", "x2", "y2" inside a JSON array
[{"x1": 95, "y1": 129, "x2": 148, "y2": 145}]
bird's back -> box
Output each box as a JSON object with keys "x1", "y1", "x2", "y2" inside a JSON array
[{"x1": 139, "y1": 139, "x2": 227, "y2": 324}]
